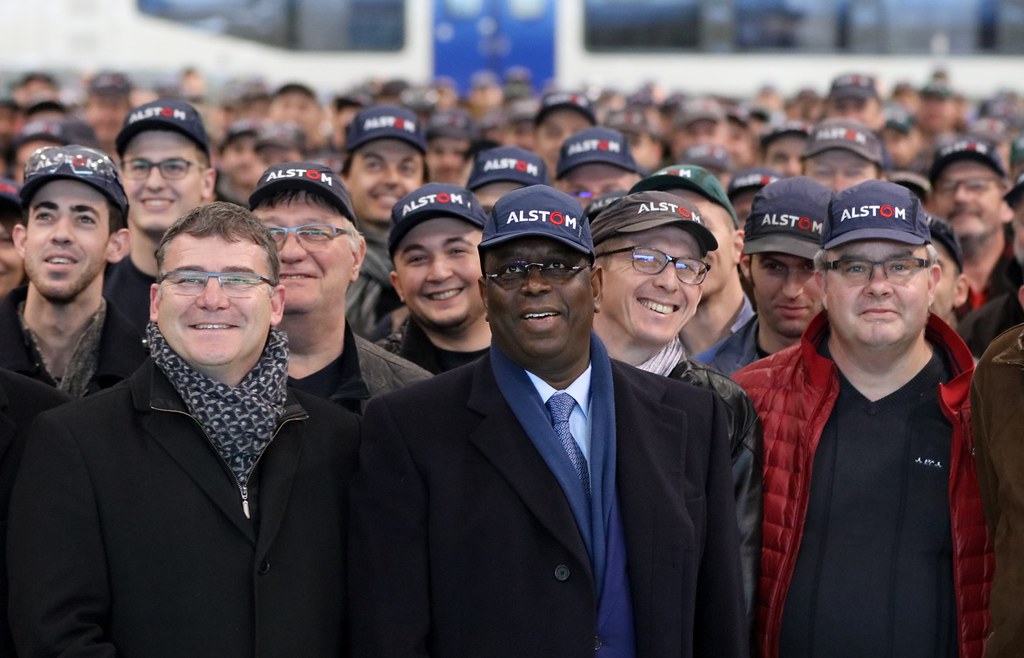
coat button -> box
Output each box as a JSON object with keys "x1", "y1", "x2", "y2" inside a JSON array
[
  {"x1": 258, "y1": 560, "x2": 271, "y2": 575},
  {"x1": 594, "y1": 635, "x2": 603, "y2": 650},
  {"x1": 553, "y1": 564, "x2": 570, "y2": 581}
]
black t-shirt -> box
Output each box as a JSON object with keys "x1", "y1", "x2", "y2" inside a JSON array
[
  {"x1": 103, "y1": 257, "x2": 155, "y2": 335},
  {"x1": 434, "y1": 345, "x2": 488, "y2": 373},
  {"x1": 780, "y1": 348, "x2": 957, "y2": 658},
  {"x1": 287, "y1": 325, "x2": 370, "y2": 414}
]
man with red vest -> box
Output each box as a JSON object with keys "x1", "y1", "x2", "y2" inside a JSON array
[{"x1": 734, "y1": 179, "x2": 992, "y2": 658}]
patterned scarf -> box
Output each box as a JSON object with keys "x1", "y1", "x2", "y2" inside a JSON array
[
  {"x1": 637, "y1": 336, "x2": 686, "y2": 376},
  {"x1": 147, "y1": 322, "x2": 290, "y2": 487}
]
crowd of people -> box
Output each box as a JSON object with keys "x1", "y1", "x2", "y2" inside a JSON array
[{"x1": 0, "y1": 64, "x2": 1023, "y2": 656}]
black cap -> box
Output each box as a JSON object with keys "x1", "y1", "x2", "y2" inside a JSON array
[
  {"x1": 556, "y1": 127, "x2": 640, "y2": 179},
  {"x1": 929, "y1": 138, "x2": 1007, "y2": 183},
  {"x1": 535, "y1": 91, "x2": 596, "y2": 127},
  {"x1": 388, "y1": 183, "x2": 487, "y2": 255},
  {"x1": 744, "y1": 177, "x2": 831, "y2": 259},
  {"x1": 249, "y1": 162, "x2": 356, "y2": 223},
  {"x1": 925, "y1": 213, "x2": 963, "y2": 272},
  {"x1": 467, "y1": 146, "x2": 549, "y2": 190},
  {"x1": 116, "y1": 99, "x2": 210, "y2": 158},
  {"x1": 346, "y1": 105, "x2": 426, "y2": 153}
]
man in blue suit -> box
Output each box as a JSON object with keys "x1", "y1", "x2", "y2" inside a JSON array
[{"x1": 350, "y1": 185, "x2": 747, "y2": 657}]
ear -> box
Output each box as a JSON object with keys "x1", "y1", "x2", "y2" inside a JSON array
[
  {"x1": 12, "y1": 223, "x2": 26, "y2": 258},
  {"x1": 200, "y1": 165, "x2": 217, "y2": 203},
  {"x1": 590, "y1": 263, "x2": 603, "y2": 313},
  {"x1": 350, "y1": 233, "x2": 367, "y2": 282},
  {"x1": 478, "y1": 276, "x2": 491, "y2": 323},
  {"x1": 105, "y1": 228, "x2": 131, "y2": 264},
  {"x1": 1017, "y1": 284, "x2": 1024, "y2": 312},
  {"x1": 926, "y1": 262, "x2": 942, "y2": 306},
  {"x1": 268, "y1": 283, "x2": 286, "y2": 327},
  {"x1": 953, "y1": 273, "x2": 970, "y2": 309},
  {"x1": 149, "y1": 282, "x2": 161, "y2": 323},
  {"x1": 816, "y1": 270, "x2": 827, "y2": 310},
  {"x1": 389, "y1": 269, "x2": 405, "y2": 303},
  {"x1": 732, "y1": 227, "x2": 745, "y2": 262},
  {"x1": 739, "y1": 253, "x2": 753, "y2": 280}
]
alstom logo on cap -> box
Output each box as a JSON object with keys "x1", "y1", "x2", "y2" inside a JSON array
[
  {"x1": 128, "y1": 106, "x2": 188, "y2": 124},
  {"x1": 816, "y1": 127, "x2": 867, "y2": 144},
  {"x1": 941, "y1": 140, "x2": 988, "y2": 157},
  {"x1": 637, "y1": 200, "x2": 703, "y2": 224},
  {"x1": 402, "y1": 191, "x2": 467, "y2": 216},
  {"x1": 839, "y1": 203, "x2": 908, "y2": 222},
  {"x1": 483, "y1": 158, "x2": 539, "y2": 177},
  {"x1": 566, "y1": 139, "x2": 621, "y2": 156},
  {"x1": 264, "y1": 167, "x2": 333, "y2": 185},
  {"x1": 760, "y1": 213, "x2": 823, "y2": 234},
  {"x1": 505, "y1": 207, "x2": 579, "y2": 230},
  {"x1": 364, "y1": 115, "x2": 416, "y2": 134}
]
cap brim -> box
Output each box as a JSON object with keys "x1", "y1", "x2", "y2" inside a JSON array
[
  {"x1": 248, "y1": 178, "x2": 355, "y2": 224},
  {"x1": 21, "y1": 173, "x2": 128, "y2": 217},
  {"x1": 822, "y1": 227, "x2": 929, "y2": 250},
  {"x1": 929, "y1": 150, "x2": 1005, "y2": 183},
  {"x1": 479, "y1": 230, "x2": 594, "y2": 258},
  {"x1": 802, "y1": 142, "x2": 881, "y2": 165},
  {"x1": 116, "y1": 120, "x2": 209, "y2": 158},
  {"x1": 1005, "y1": 182, "x2": 1024, "y2": 208},
  {"x1": 611, "y1": 215, "x2": 719, "y2": 255},
  {"x1": 389, "y1": 210, "x2": 484, "y2": 255},
  {"x1": 347, "y1": 131, "x2": 426, "y2": 154},
  {"x1": 535, "y1": 104, "x2": 596, "y2": 127},
  {"x1": 743, "y1": 234, "x2": 819, "y2": 259}
]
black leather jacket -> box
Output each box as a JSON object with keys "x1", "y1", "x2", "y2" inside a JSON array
[{"x1": 669, "y1": 358, "x2": 762, "y2": 646}]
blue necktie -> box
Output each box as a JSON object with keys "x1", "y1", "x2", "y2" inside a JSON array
[{"x1": 546, "y1": 392, "x2": 591, "y2": 497}]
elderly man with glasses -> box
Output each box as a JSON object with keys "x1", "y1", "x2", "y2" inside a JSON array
[
  {"x1": 249, "y1": 161, "x2": 428, "y2": 413},
  {"x1": 350, "y1": 184, "x2": 747, "y2": 657},
  {"x1": 8, "y1": 202, "x2": 362, "y2": 656},
  {"x1": 0, "y1": 144, "x2": 143, "y2": 396},
  {"x1": 103, "y1": 99, "x2": 217, "y2": 334},
  {"x1": 734, "y1": 179, "x2": 991, "y2": 658}
]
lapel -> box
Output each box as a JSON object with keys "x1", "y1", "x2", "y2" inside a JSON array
[
  {"x1": 466, "y1": 357, "x2": 594, "y2": 576},
  {"x1": 611, "y1": 364, "x2": 689, "y2": 653},
  {"x1": 254, "y1": 401, "x2": 307, "y2": 557},
  {"x1": 0, "y1": 384, "x2": 14, "y2": 468},
  {"x1": 139, "y1": 366, "x2": 257, "y2": 544}
]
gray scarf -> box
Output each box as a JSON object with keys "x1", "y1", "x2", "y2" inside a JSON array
[{"x1": 147, "y1": 322, "x2": 290, "y2": 487}]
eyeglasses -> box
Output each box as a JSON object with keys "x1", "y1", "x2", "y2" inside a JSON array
[
  {"x1": 596, "y1": 246, "x2": 710, "y2": 285},
  {"x1": 159, "y1": 269, "x2": 275, "y2": 298},
  {"x1": 932, "y1": 176, "x2": 1002, "y2": 196},
  {"x1": 26, "y1": 145, "x2": 120, "y2": 181},
  {"x1": 121, "y1": 158, "x2": 204, "y2": 181},
  {"x1": 266, "y1": 224, "x2": 349, "y2": 250},
  {"x1": 483, "y1": 260, "x2": 588, "y2": 289},
  {"x1": 825, "y1": 257, "x2": 930, "y2": 284}
]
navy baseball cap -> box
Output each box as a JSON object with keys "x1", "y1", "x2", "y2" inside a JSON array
[
  {"x1": 630, "y1": 164, "x2": 739, "y2": 227},
  {"x1": 802, "y1": 119, "x2": 883, "y2": 166},
  {"x1": 828, "y1": 73, "x2": 879, "y2": 101},
  {"x1": 728, "y1": 167, "x2": 783, "y2": 200},
  {"x1": 1004, "y1": 170, "x2": 1024, "y2": 208},
  {"x1": 481, "y1": 185, "x2": 593, "y2": 258},
  {"x1": 556, "y1": 127, "x2": 640, "y2": 179},
  {"x1": 388, "y1": 183, "x2": 487, "y2": 255},
  {"x1": 760, "y1": 120, "x2": 812, "y2": 149},
  {"x1": 928, "y1": 138, "x2": 1007, "y2": 183},
  {"x1": 591, "y1": 191, "x2": 718, "y2": 257},
  {"x1": 744, "y1": 177, "x2": 831, "y2": 259},
  {"x1": 925, "y1": 213, "x2": 963, "y2": 272},
  {"x1": 21, "y1": 145, "x2": 129, "y2": 218},
  {"x1": 0, "y1": 178, "x2": 20, "y2": 213},
  {"x1": 12, "y1": 119, "x2": 70, "y2": 150},
  {"x1": 822, "y1": 179, "x2": 929, "y2": 249},
  {"x1": 346, "y1": 105, "x2": 427, "y2": 153},
  {"x1": 426, "y1": 108, "x2": 475, "y2": 141},
  {"x1": 584, "y1": 189, "x2": 628, "y2": 222},
  {"x1": 467, "y1": 146, "x2": 548, "y2": 190},
  {"x1": 535, "y1": 91, "x2": 596, "y2": 126},
  {"x1": 116, "y1": 99, "x2": 211, "y2": 158},
  {"x1": 248, "y1": 161, "x2": 356, "y2": 224}
]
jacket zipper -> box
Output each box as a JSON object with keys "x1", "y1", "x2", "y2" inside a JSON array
[{"x1": 151, "y1": 405, "x2": 307, "y2": 518}]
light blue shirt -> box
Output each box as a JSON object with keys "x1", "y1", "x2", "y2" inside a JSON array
[{"x1": 527, "y1": 365, "x2": 593, "y2": 464}]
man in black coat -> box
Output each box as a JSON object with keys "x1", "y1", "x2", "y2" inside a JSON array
[
  {"x1": 9, "y1": 202, "x2": 360, "y2": 657},
  {"x1": 350, "y1": 185, "x2": 747, "y2": 657}
]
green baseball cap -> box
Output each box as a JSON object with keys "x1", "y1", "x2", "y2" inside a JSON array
[{"x1": 629, "y1": 164, "x2": 738, "y2": 227}]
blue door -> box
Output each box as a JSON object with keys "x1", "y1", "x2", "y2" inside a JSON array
[{"x1": 433, "y1": 0, "x2": 555, "y2": 95}]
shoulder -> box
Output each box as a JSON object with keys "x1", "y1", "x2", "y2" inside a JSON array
[
  {"x1": 0, "y1": 368, "x2": 70, "y2": 421},
  {"x1": 290, "y1": 385, "x2": 361, "y2": 429},
  {"x1": 355, "y1": 335, "x2": 432, "y2": 392},
  {"x1": 612, "y1": 359, "x2": 716, "y2": 409}
]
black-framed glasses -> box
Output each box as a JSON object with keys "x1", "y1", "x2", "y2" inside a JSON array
[
  {"x1": 266, "y1": 224, "x2": 349, "y2": 250},
  {"x1": 159, "y1": 270, "x2": 276, "y2": 298},
  {"x1": 596, "y1": 246, "x2": 710, "y2": 285},
  {"x1": 26, "y1": 145, "x2": 120, "y2": 181},
  {"x1": 932, "y1": 176, "x2": 1002, "y2": 196},
  {"x1": 483, "y1": 260, "x2": 588, "y2": 289},
  {"x1": 121, "y1": 158, "x2": 204, "y2": 181},
  {"x1": 825, "y1": 257, "x2": 930, "y2": 284}
]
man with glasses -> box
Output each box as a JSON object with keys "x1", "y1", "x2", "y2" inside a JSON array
[
  {"x1": 104, "y1": 99, "x2": 216, "y2": 333},
  {"x1": 555, "y1": 126, "x2": 643, "y2": 203},
  {"x1": 734, "y1": 180, "x2": 991, "y2": 658},
  {"x1": 8, "y1": 202, "x2": 361, "y2": 656},
  {"x1": 249, "y1": 162, "x2": 428, "y2": 412},
  {"x1": 350, "y1": 184, "x2": 747, "y2": 656},
  {"x1": 709, "y1": 177, "x2": 831, "y2": 375},
  {"x1": 589, "y1": 190, "x2": 763, "y2": 638},
  {"x1": 0, "y1": 145, "x2": 144, "y2": 396},
  {"x1": 926, "y1": 139, "x2": 1014, "y2": 319}
]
